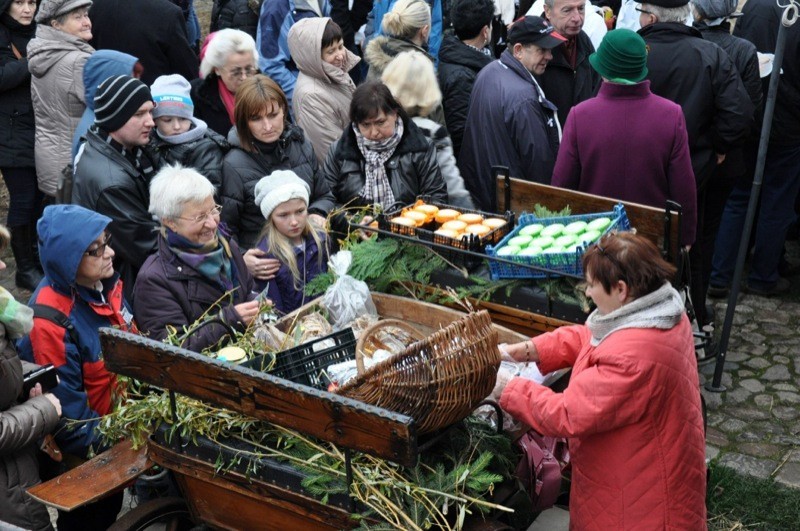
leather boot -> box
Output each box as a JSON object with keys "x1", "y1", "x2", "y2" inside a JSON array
[{"x1": 10, "y1": 225, "x2": 43, "y2": 291}]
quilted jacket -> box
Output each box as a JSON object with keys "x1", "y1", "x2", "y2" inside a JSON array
[
  {"x1": 501, "y1": 317, "x2": 707, "y2": 530},
  {"x1": 27, "y1": 24, "x2": 93, "y2": 197}
]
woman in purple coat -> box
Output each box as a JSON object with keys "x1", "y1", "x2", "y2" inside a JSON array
[
  {"x1": 248, "y1": 170, "x2": 329, "y2": 315},
  {"x1": 134, "y1": 165, "x2": 261, "y2": 353},
  {"x1": 551, "y1": 29, "x2": 697, "y2": 247}
]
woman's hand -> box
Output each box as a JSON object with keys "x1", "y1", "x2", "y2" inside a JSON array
[
  {"x1": 233, "y1": 300, "x2": 260, "y2": 326},
  {"x1": 44, "y1": 393, "x2": 62, "y2": 416},
  {"x1": 309, "y1": 213, "x2": 327, "y2": 228},
  {"x1": 30, "y1": 384, "x2": 63, "y2": 416},
  {"x1": 244, "y1": 248, "x2": 281, "y2": 280},
  {"x1": 498, "y1": 340, "x2": 539, "y2": 364}
]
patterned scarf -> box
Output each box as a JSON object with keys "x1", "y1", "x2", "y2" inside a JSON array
[
  {"x1": 352, "y1": 117, "x2": 404, "y2": 210},
  {"x1": 165, "y1": 228, "x2": 236, "y2": 292}
]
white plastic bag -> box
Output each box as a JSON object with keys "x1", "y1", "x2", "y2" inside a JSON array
[{"x1": 322, "y1": 251, "x2": 378, "y2": 330}]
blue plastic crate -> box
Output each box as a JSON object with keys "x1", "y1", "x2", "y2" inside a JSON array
[{"x1": 485, "y1": 204, "x2": 631, "y2": 280}]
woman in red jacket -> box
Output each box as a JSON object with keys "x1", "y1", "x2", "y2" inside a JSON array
[{"x1": 496, "y1": 232, "x2": 707, "y2": 530}]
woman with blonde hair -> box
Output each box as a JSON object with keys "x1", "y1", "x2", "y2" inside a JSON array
[
  {"x1": 382, "y1": 51, "x2": 474, "y2": 208},
  {"x1": 221, "y1": 75, "x2": 334, "y2": 279},
  {"x1": 364, "y1": 0, "x2": 431, "y2": 80},
  {"x1": 191, "y1": 28, "x2": 260, "y2": 136}
]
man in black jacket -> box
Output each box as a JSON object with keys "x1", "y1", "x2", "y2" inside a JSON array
[
  {"x1": 438, "y1": 0, "x2": 494, "y2": 159},
  {"x1": 537, "y1": 0, "x2": 601, "y2": 126},
  {"x1": 638, "y1": 0, "x2": 752, "y2": 330},
  {"x1": 710, "y1": 0, "x2": 800, "y2": 297},
  {"x1": 73, "y1": 76, "x2": 160, "y2": 301},
  {"x1": 89, "y1": 0, "x2": 198, "y2": 85}
]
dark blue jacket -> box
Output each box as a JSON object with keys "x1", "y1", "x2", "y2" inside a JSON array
[
  {"x1": 253, "y1": 231, "x2": 328, "y2": 314},
  {"x1": 458, "y1": 50, "x2": 560, "y2": 212}
]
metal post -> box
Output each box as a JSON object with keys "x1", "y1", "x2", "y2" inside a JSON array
[{"x1": 707, "y1": 1, "x2": 798, "y2": 391}]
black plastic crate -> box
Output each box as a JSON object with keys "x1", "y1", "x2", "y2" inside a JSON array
[
  {"x1": 377, "y1": 198, "x2": 515, "y2": 269},
  {"x1": 241, "y1": 328, "x2": 356, "y2": 390}
]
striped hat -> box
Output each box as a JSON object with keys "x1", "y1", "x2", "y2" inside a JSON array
[{"x1": 94, "y1": 75, "x2": 153, "y2": 133}]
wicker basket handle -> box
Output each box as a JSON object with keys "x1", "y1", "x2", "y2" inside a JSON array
[{"x1": 355, "y1": 319, "x2": 425, "y2": 374}]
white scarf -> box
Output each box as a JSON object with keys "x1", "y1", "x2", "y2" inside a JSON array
[{"x1": 585, "y1": 282, "x2": 685, "y2": 346}]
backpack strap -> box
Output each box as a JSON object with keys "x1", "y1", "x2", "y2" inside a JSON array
[{"x1": 31, "y1": 303, "x2": 81, "y2": 347}]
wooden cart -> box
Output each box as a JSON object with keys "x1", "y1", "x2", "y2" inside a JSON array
[{"x1": 29, "y1": 294, "x2": 572, "y2": 530}]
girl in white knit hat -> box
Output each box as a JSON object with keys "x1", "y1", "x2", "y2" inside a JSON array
[{"x1": 249, "y1": 170, "x2": 329, "y2": 314}]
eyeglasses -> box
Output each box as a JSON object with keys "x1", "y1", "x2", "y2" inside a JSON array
[
  {"x1": 635, "y1": 6, "x2": 654, "y2": 15},
  {"x1": 223, "y1": 65, "x2": 257, "y2": 78},
  {"x1": 84, "y1": 233, "x2": 113, "y2": 258},
  {"x1": 178, "y1": 204, "x2": 223, "y2": 224}
]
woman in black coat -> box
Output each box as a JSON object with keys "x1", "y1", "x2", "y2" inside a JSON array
[
  {"x1": 322, "y1": 80, "x2": 447, "y2": 213},
  {"x1": 0, "y1": 0, "x2": 43, "y2": 291},
  {"x1": 192, "y1": 27, "x2": 260, "y2": 137},
  {"x1": 221, "y1": 75, "x2": 334, "y2": 251}
]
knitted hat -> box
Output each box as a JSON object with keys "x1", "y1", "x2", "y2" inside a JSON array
[
  {"x1": 692, "y1": 0, "x2": 737, "y2": 18},
  {"x1": 151, "y1": 74, "x2": 195, "y2": 120},
  {"x1": 642, "y1": 0, "x2": 689, "y2": 7},
  {"x1": 589, "y1": 29, "x2": 649, "y2": 83},
  {"x1": 94, "y1": 75, "x2": 153, "y2": 133},
  {"x1": 254, "y1": 170, "x2": 310, "y2": 221},
  {"x1": 36, "y1": 0, "x2": 92, "y2": 23},
  {"x1": 507, "y1": 16, "x2": 567, "y2": 48}
]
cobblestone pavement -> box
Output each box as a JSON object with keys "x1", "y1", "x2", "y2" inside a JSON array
[{"x1": 701, "y1": 237, "x2": 800, "y2": 489}]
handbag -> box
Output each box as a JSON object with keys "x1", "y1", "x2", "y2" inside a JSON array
[{"x1": 515, "y1": 429, "x2": 569, "y2": 512}]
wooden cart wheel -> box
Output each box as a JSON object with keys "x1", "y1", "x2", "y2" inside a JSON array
[
  {"x1": 108, "y1": 497, "x2": 195, "y2": 531},
  {"x1": 355, "y1": 319, "x2": 425, "y2": 374}
]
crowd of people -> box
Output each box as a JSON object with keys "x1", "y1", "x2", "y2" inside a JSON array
[{"x1": 0, "y1": 0, "x2": 798, "y2": 528}]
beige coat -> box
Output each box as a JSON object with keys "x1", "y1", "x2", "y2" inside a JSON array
[
  {"x1": 27, "y1": 25, "x2": 93, "y2": 197},
  {"x1": 287, "y1": 17, "x2": 360, "y2": 163}
]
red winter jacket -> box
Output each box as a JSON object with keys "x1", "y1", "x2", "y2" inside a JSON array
[{"x1": 500, "y1": 316, "x2": 706, "y2": 530}]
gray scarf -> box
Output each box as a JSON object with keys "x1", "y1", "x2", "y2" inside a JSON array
[
  {"x1": 585, "y1": 282, "x2": 685, "y2": 346},
  {"x1": 353, "y1": 117, "x2": 404, "y2": 210}
]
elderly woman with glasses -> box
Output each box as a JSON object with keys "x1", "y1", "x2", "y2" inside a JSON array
[
  {"x1": 19, "y1": 204, "x2": 135, "y2": 530},
  {"x1": 191, "y1": 28, "x2": 260, "y2": 137},
  {"x1": 492, "y1": 232, "x2": 707, "y2": 530},
  {"x1": 134, "y1": 165, "x2": 260, "y2": 353}
]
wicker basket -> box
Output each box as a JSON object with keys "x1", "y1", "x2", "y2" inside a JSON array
[{"x1": 336, "y1": 311, "x2": 501, "y2": 434}]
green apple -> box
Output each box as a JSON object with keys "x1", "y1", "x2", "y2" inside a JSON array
[
  {"x1": 508, "y1": 235, "x2": 533, "y2": 248},
  {"x1": 519, "y1": 223, "x2": 545, "y2": 237},
  {"x1": 563, "y1": 221, "x2": 588, "y2": 235},
  {"x1": 541, "y1": 223, "x2": 565, "y2": 238},
  {"x1": 518, "y1": 246, "x2": 543, "y2": 257},
  {"x1": 579, "y1": 230, "x2": 602, "y2": 244},
  {"x1": 554, "y1": 235, "x2": 575, "y2": 247},
  {"x1": 587, "y1": 217, "x2": 612, "y2": 231},
  {"x1": 497, "y1": 246, "x2": 520, "y2": 257},
  {"x1": 530, "y1": 236, "x2": 555, "y2": 249}
]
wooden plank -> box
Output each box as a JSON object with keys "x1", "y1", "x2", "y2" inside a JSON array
[
  {"x1": 496, "y1": 178, "x2": 682, "y2": 263},
  {"x1": 150, "y1": 439, "x2": 360, "y2": 530},
  {"x1": 26, "y1": 440, "x2": 152, "y2": 511},
  {"x1": 100, "y1": 329, "x2": 418, "y2": 466}
]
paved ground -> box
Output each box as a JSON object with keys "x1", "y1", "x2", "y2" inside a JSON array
[{"x1": 701, "y1": 238, "x2": 800, "y2": 489}]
